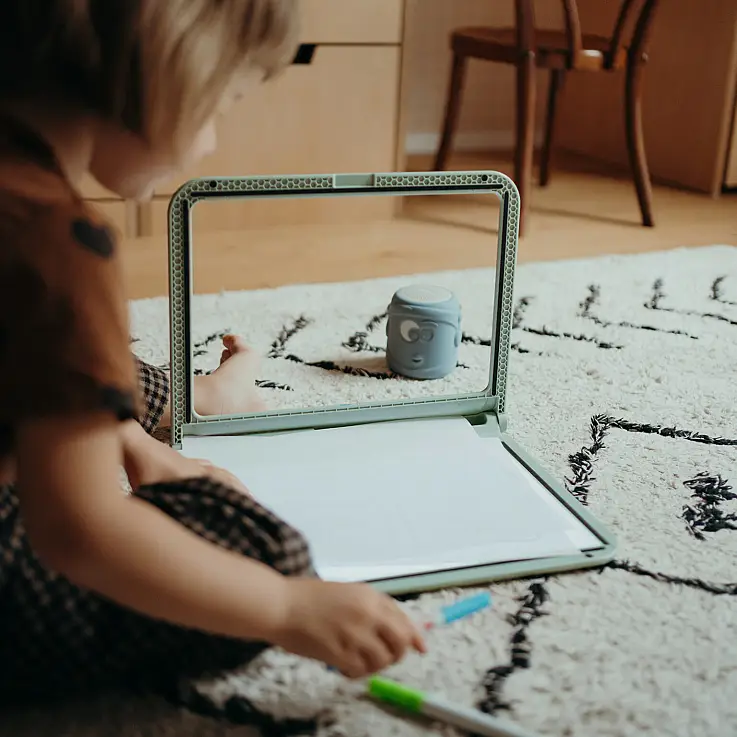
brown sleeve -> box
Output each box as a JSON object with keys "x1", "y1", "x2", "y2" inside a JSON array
[{"x1": 0, "y1": 199, "x2": 140, "y2": 428}]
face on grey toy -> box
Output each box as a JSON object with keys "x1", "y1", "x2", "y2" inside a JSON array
[{"x1": 385, "y1": 286, "x2": 461, "y2": 380}]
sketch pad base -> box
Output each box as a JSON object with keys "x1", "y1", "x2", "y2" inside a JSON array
[
  {"x1": 167, "y1": 171, "x2": 617, "y2": 594},
  {"x1": 180, "y1": 418, "x2": 602, "y2": 586}
]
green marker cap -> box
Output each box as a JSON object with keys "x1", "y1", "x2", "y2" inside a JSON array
[{"x1": 367, "y1": 677, "x2": 425, "y2": 713}]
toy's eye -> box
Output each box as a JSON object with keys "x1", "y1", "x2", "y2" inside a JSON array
[
  {"x1": 399, "y1": 319, "x2": 420, "y2": 342},
  {"x1": 420, "y1": 328, "x2": 434, "y2": 342}
]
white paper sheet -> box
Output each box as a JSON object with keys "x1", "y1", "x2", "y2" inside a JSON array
[
  {"x1": 181, "y1": 418, "x2": 589, "y2": 582},
  {"x1": 475, "y1": 439, "x2": 602, "y2": 551}
]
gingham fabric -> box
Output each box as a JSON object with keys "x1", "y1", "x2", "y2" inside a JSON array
[
  {"x1": 0, "y1": 358, "x2": 314, "y2": 705},
  {"x1": 135, "y1": 358, "x2": 170, "y2": 435}
]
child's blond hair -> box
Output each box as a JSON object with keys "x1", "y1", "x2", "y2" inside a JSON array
[{"x1": 0, "y1": 0, "x2": 298, "y2": 150}]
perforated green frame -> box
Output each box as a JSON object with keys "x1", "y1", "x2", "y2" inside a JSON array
[
  {"x1": 166, "y1": 171, "x2": 616, "y2": 594},
  {"x1": 168, "y1": 172, "x2": 517, "y2": 446}
]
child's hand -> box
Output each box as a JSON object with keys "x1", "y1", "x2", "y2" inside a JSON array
[
  {"x1": 274, "y1": 579, "x2": 427, "y2": 678},
  {"x1": 122, "y1": 421, "x2": 249, "y2": 495}
]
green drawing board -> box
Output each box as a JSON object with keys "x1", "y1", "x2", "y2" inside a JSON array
[{"x1": 166, "y1": 171, "x2": 616, "y2": 596}]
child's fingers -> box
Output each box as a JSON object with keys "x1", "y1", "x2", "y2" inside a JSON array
[
  {"x1": 411, "y1": 627, "x2": 428, "y2": 654},
  {"x1": 376, "y1": 620, "x2": 410, "y2": 662},
  {"x1": 339, "y1": 652, "x2": 372, "y2": 680},
  {"x1": 359, "y1": 639, "x2": 395, "y2": 674},
  {"x1": 387, "y1": 598, "x2": 427, "y2": 655}
]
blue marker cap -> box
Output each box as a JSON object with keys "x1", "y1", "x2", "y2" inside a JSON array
[{"x1": 439, "y1": 592, "x2": 492, "y2": 625}]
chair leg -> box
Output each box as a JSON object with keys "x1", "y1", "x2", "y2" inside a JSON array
[
  {"x1": 514, "y1": 54, "x2": 537, "y2": 236},
  {"x1": 434, "y1": 53, "x2": 468, "y2": 171},
  {"x1": 624, "y1": 58, "x2": 655, "y2": 227},
  {"x1": 540, "y1": 69, "x2": 564, "y2": 187}
]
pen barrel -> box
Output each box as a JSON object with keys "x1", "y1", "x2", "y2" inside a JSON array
[{"x1": 421, "y1": 698, "x2": 540, "y2": 737}]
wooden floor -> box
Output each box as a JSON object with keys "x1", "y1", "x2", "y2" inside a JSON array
[{"x1": 121, "y1": 152, "x2": 737, "y2": 300}]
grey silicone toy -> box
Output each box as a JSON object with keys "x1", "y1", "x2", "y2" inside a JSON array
[{"x1": 386, "y1": 285, "x2": 461, "y2": 380}]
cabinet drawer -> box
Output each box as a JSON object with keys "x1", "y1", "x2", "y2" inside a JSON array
[
  {"x1": 298, "y1": 0, "x2": 402, "y2": 44},
  {"x1": 147, "y1": 45, "x2": 401, "y2": 233}
]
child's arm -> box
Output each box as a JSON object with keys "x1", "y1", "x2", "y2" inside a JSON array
[
  {"x1": 5, "y1": 205, "x2": 423, "y2": 677},
  {"x1": 16, "y1": 413, "x2": 426, "y2": 676},
  {"x1": 17, "y1": 412, "x2": 291, "y2": 642},
  {"x1": 119, "y1": 418, "x2": 249, "y2": 495}
]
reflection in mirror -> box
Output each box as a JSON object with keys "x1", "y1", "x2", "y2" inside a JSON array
[{"x1": 188, "y1": 189, "x2": 501, "y2": 418}]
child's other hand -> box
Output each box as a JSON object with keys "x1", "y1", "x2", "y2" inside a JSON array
[
  {"x1": 274, "y1": 579, "x2": 427, "y2": 677},
  {"x1": 122, "y1": 421, "x2": 249, "y2": 495}
]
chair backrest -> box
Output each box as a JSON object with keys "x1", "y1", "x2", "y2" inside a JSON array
[
  {"x1": 608, "y1": 0, "x2": 659, "y2": 65},
  {"x1": 515, "y1": 0, "x2": 660, "y2": 69}
]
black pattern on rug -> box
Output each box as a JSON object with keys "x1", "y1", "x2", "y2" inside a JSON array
[
  {"x1": 164, "y1": 278, "x2": 736, "y2": 392},
  {"x1": 342, "y1": 312, "x2": 387, "y2": 354},
  {"x1": 268, "y1": 294, "x2": 622, "y2": 372},
  {"x1": 465, "y1": 296, "x2": 621, "y2": 355},
  {"x1": 339, "y1": 304, "x2": 540, "y2": 360},
  {"x1": 646, "y1": 278, "x2": 737, "y2": 327},
  {"x1": 271, "y1": 315, "x2": 397, "y2": 379},
  {"x1": 579, "y1": 284, "x2": 698, "y2": 339},
  {"x1": 270, "y1": 315, "x2": 473, "y2": 378},
  {"x1": 284, "y1": 292, "x2": 624, "y2": 370},
  {"x1": 190, "y1": 286, "x2": 649, "y2": 391},
  {"x1": 565, "y1": 415, "x2": 610, "y2": 505},
  {"x1": 477, "y1": 414, "x2": 737, "y2": 718},
  {"x1": 566, "y1": 415, "x2": 737, "y2": 508},
  {"x1": 520, "y1": 324, "x2": 621, "y2": 350},
  {"x1": 574, "y1": 414, "x2": 737, "y2": 597},
  {"x1": 269, "y1": 317, "x2": 312, "y2": 359},
  {"x1": 710, "y1": 276, "x2": 737, "y2": 307},
  {"x1": 192, "y1": 331, "x2": 226, "y2": 378},
  {"x1": 606, "y1": 560, "x2": 737, "y2": 596},
  {"x1": 513, "y1": 296, "x2": 622, "y2": 350},
  {"x1": 477, "y1": 581, "x2": 550, "y2": 715},
  {"x1": 681, "y1": 473, "x2": 737, "y2": 540},
  {"x1": 504, "y1": 297, "x2": 544, "y2": 356}
]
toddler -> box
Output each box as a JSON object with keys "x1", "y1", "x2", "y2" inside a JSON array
[{"x1": 0, "y1": 0, "x2": 424, "y2": 704}]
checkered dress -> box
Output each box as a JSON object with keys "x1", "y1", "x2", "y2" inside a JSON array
[{"x1": 0, "y1": 359, "x2": 314, "y2": 705}]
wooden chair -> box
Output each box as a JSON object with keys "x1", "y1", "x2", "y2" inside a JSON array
[{"x1": 433, "y1": 0, "x2": 660, "y2": 234}]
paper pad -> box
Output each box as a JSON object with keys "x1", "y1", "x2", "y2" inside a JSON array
[{"x1": 181, "y1": 418, "x2": 599, "y2": 582}]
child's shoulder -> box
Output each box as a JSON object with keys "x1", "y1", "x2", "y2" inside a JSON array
[
  {"x1": 0, "y1": 115, "x2": 108, "y2": 250},
  {"x1": 0, "y1": 157, "x2": 113, "y2": 263},
  {"x1": 0, "y1": 155, "x2": 84, "y2": 220}
]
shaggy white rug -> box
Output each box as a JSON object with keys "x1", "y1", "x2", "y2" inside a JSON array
[{"x1": 4, "y1": 245, "x2": 737, "y2": 737}]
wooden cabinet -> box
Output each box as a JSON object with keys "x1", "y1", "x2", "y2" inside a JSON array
[
  {"x1": 143, "y1": 45, "x2": 401, "y2": 234},
  {"x1": 726, "y1": 105, "x2": 737, "y2": 189},
  {"x1": 556, "y1": 0, "x2": 737, "y2": 196},
  {"x1": 298, "y1": 0, "x2": 402, "y2": 43},
  {"x1": 138, "y1": 0, "x2": 406, "y2": 236},
  {"x1": 75, "y1": 1, "x2": 406, "y2": 238}
]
